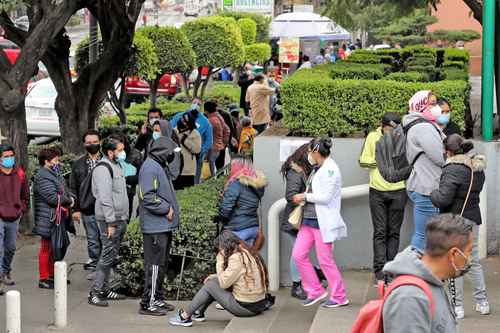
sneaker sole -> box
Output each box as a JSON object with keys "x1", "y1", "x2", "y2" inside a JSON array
[
  {"x1": 138, "y1": 309, "x2": 167, "y2": 316},
  {"x1": 322, "y1": 300, "x2": 350, "y2": 308},
  {"x1": 192, "y1": 317, "x2": 206, "y2": 322},
  {"x1": 169, "y1": 320, "x2": 193, "y2": 327},
  {"x1": 303, "y1": 292, "x2": 328, "y2": 307},
  {"x1": 88, "y1": 301, "x2": 109, "y2": 307}
]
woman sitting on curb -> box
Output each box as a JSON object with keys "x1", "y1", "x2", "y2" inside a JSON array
[{"x1": 169, "y1": 230, "x2": 274, "y2": 327}]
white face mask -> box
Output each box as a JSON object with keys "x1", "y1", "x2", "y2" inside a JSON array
[{"x1": 307, "y1": 153, "x2": 317, "y2": 166}]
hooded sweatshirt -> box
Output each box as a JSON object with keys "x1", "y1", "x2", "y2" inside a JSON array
[
  {"x1": 403, "y1": 112, "x2": 446, "y2": 195},
  {"x1": 383, "y1": 247, "x2": 457, "y2": 333},
  {"x1": 151, "y1": 120, "x2": 182, "y2": 180},
  {"x1": 139, "y1": 137, "x2": 180, "y2": 234},
  {"x1": 171, "y1": 110, "x2": 213, "y2": 156}
]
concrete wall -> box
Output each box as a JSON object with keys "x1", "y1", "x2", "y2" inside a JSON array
[{"x1": 255, "y1": 135, "x2": 500, "y2": 286}]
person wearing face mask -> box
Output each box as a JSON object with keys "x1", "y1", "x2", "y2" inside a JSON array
[
  {"x1": 33, "y1": 147, "x2": 75, "y2": 289},
  {"x1": 173, "y1": 114, "x2": 201, "y2": 190},
  {"x1": 0, "y1": 144, "x2": 29, "y2": 294},
  {"x1": 291, "y1": 138, "x2": 349, "y2": 308},
  {"x1": 69, "y1": 130, "x2": 102, "y2": 272},
  {"x1": 382, "y1": 214, "x2": 474, "y2": 333},
  {"x1": 430, "y1": 135, "x2": 489, "y2": 319},
  {"x1": 135, "y1": 108, "x2": 164, "y2": 154},
  {"x1": 238, "y1": 63, "x2": 255, "y2": 116},
  {"x1": 151, "y1": 120, "x2": 182, "y2": 181},
  {"x1": 88, "y1": 136, "x2": 129, "y2": 307},
  {"x1": 436, "y1": 98, "x2": 462, "y2": 137}
]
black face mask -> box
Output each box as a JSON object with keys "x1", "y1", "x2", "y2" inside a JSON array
[{"x1": 85, "y1": 144, "x2": 101, "y2": 155}]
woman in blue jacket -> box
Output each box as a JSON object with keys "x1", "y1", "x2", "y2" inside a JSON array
[{"x1": 218, "y1": 158, "x2": 267, "y2": 246}]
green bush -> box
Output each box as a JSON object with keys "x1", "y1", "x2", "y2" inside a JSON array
[
  {"x1": 331, "y1": 65, "x2": 384, "y2": 80},
  {"x1": 116, "y1": 176, "x2": 227, "y2": 299},
  {"x1": 444, "y1": 48, "x2": 470, "y2": 63},
  {"x1": 406, "y1": 56, "x2": 436, "y2": 67},
  {"x1": 238, "y1": 18, "x2": 257, "y2": 45},
  {"x1": 443, "y1": 60, "x2": 466, "y2": 70},
  {"x1": 443, "y1": 68, "x2": 469, "y2": 81},
  {"x1": 403, "y1": 45, "x2": 437, "y2": 58},
  {"x1": 346, "y1": 53, "x2": 381, "y2": 64},
  {"x1": 385, "y1": 72, "x2": 428, "y2": 82},
  {"x1": 205, "y1": 82, "x2": 240, "y2": 109},
  {"x1": 406, "y1": 65, "x2": 440, "y2": 81},
  {"x1": 244, "y1": 43, "x2": 271, "y2": 64},
  {"x1": 219, "y1": 12, "x2": 271, "y2": 43},
  {"x1": 281, "y1": 72, "x2": 469, "y2": 136}
]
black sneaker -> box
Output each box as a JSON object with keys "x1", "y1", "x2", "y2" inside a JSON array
[
  {"x1": 104, "y1": 290, "x2": 126, "y2": 301},
  {"x1": 291, "y1": 282, "x2": 307, "y2": 300},
  {"x1": 39, "y1": 279, "x2": 54, "y2": 289},
  {"x1": 139, "y1": 305, "x2": 167, "y2": 316},
  {"x1": 88, "y1": 292, "x2": 109, "y2": 307},
  {"x1": 169, "y1": 309, "x2": 193, "y2": 327},
  {"x1": 153, "y1": 300, "x2": 175, "y2": 312},
  {"x1": 3, "y1": 273, "x2": 15, "y2": 286},
  {"x1": 192, "y1": 310, "x2": 206, "y2": 322}
]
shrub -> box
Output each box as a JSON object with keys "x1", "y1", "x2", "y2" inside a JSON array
[
  {"x1": 129, "y1": 31, "x2": 160, "y2": 81},
  {"x1": 406, "y1": 56, "x2": 436, "y2": 67},
  {"x1": 443, "y1": 68, "x2": 469, "y2": 81},
  {"x1": 444, "y1": 48, "x2": 470, "y2": 63},
  {"x1": 403, "y1": 45, "x2": 437, "y2": 57},
  {"x1": 116, "y1": 176, "x2": 227, "y2": 299},
  {"x1": 346, "y1": 53, "x2": 381, "y2": 64},
  {"x1": 238, "y1": 18, "x2": 257, "y2": 45},
  {"x1": 244, "y1": 43, "x2": 271, "y2": 64},
  {"x1": 205, "y1": 82, "x2": 241, "y2": 109},
  {"x1": 443, "y1": 60, "x2": 466, "y2": 70},
  {"x1": 331, "y1": 65, "x2": 384, "y2": 80},
  {"x1": 281, "y1": 72, "x2": 469, "y2": 136},
  {"x1": 385, "y1": 72, "x2": 428, "y2": 82},
  {"x1": 406, "y1": 65, "x2": 440, "y2": 81},
  {"x1": 219, "y1": 12, "x2": 271, "y2": 43}
]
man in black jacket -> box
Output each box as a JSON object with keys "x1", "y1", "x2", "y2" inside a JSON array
[
  {"x1": 70, "y1": 130, "x2": 102, "y2": 271},
  {"x1": 238, "y1": 63, "x2": 254, "y2": 116},
  {"x1": 135, "y1": 108, "x2": 163, "y2": 154}
]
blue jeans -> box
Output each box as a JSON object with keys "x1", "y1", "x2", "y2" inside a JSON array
[
  {"x1": 408, "y1": 191, "x2": 439, "y2": 251},
  {"x1": 82, "y1": 214, "x2": 102, "y2": 267},
  {"x1": 195, "y1": 151, "x2": 207, "y2": 185},
  {"x1": 286, "y1": 232, "x2": 301, "y2": 282},
  {"x1": 0, "y1": 218, "x2": 19, "y2": 275},
  {"x1": 232, "y1": 226, "x2": 259, "y2": 247},
  {"x1": 207, "y1": 149, "x2": 221, "y2": 178}
]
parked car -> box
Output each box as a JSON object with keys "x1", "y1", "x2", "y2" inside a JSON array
[
  {"x1": 25, "y1": 79, "x2": 60, "y2": 138},
  {"x1": 124, "y1": 73, "x2": 181, "y2": 105}
]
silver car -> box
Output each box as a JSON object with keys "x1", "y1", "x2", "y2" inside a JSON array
[{"x1": 25, "y1": 79, "x2": 60, "y2": 138}]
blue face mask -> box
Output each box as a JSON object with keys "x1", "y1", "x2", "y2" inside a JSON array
[
  {"x1": 1, "y1": 156, "x2": 15, "y2": 169},
  {"x1": 116, "y1": 151, "x2": 127, "y2": 163},
  {"x1": 437, "y1": 114, "x2": 450, "y2": 126},
  {"x1": 51, "y1": 164, "x2": 61, "y2": 173},
  {"x1": 152, "y1": 132, "x2": 161, "y2": 141}
]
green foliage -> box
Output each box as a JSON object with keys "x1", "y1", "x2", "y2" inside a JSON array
[
  {"x1": 443, "y1": 61, "x2": 466, "y2": 70},
  {"x1": 429, "y1": 29, "x2": 481, "y2": 43},
  {"x1": 444, "y1": 48, "x2": 470, "y2": 63},
  {"x1": 281, "y1": 69, "x2": 469, "y2": 136},
  {"x1": 443, "y1": 68, "x2": 469, "y2": 81},
  {"x1": 244, "y1": 43, "x2": 271, "y2": 64},
  {"x1": 138, "y1": 26, "x2": 196, "y2": 76},
  {"x1": 116, "y1": 177, "x2": 227, "y2": 299},
  {"x1": 129, "y1": 31, "x2": 159, "y2": 81},
  {"x1": 345, "y1": 53, "x2": 381, "y2": 64},
  {"x1": 205, "y1": 82, "x2": 241, "y2": 109},
  {"x1": 219, "y1": 12, "x2": 271, "y2": 43},
  {"x1": 182, "y1": 16, "x2": 245, "y2": 68},
  {"x1": 75, "y1": 37, "x2": 104, "y2": 75},
  {"x1": 385, "y1": 71, "x2": 428, "y2": 82},
  {"x1": 238, "y1": 18, "x2": 257, "y2": 45},
  {"x1": 330, "y1": 64, "x2": 385, "y2": 80}
]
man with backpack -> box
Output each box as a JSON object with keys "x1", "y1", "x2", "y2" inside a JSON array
[
  {"x1": 352, "y1": 214, "x2": 472, "y2": 333},
  {"x1": 359, "y1": 113, "x2": 407, "y2": 284},
  {"x1": 0, "y1": 144, "x2": 29, "y2": 294},
  {"x1": 88, "y1": 136, "x2": 129, "y2": 307},
  {"x1": 70, "y1": 130, "x2": 102, "y2": 272}
]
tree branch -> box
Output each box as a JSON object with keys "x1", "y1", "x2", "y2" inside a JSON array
[{"x1": 462, "y1": 0, "x2": 483, "y2": 24}]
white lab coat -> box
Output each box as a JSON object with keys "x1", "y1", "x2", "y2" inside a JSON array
[{"x1": 305, "y1": 158, "x2": 348, "y2": 243}]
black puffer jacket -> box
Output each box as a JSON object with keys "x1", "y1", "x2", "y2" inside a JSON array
[
  {"x1": 280, "y1": 163, "x2": 307, "y2": 235},
  {"x1": 69, "y1": 154, "x2": 97, "y2": 215},
  {"x1": 430, "y1": 154, "x2": 486, "y2": 225},
  {"x1": 33, "y1": 168, "x2": 74, "y2": 238}
]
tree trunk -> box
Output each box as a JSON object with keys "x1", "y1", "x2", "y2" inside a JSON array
[
  {"x1": 200, "y1": 68, "x2": 213, "y2": 100},
  {"x1": 150, "y1": 78, "x2": 159, "y2": 108},
  {"x1": 181, "y1": 72, "x2": 191, "y2": 99},
  {"x1": 192, "y1": 67, "x2": 203, "y2": 99}
]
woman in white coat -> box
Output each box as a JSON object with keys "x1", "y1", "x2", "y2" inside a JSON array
[{"x1": 292, "y1": 138, "x2": 349, "y2": 308}]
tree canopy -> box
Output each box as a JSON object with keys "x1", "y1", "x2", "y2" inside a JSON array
[
  {"x1": 238, "y1": 18, "x2": 257, "y2": 45},
  {"x1": 244, "y1": 43, "x2": 271, "y2": 64}
]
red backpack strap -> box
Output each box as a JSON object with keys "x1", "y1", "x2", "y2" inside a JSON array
[{"x1": 383, "y1": 275, "x2": 435, "y2": 318}]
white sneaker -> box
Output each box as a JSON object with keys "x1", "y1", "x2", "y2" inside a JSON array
[
  {"x1": 454, "y1": 306, "x2": 465, "y2": 320},
  {"x1": 215, "y1": 303, "x2": 225, "y2": 310},
  {"x1": 475, "y1": 302, "x2": 491, "y2": 315}
]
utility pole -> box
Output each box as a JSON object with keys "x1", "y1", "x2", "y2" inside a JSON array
[
  {"x1": 482, "y1": 0, "x2": 496, "y2": 141},
  {"x1": 89, "y1": 13, "x2": 98, "y2": 64}
]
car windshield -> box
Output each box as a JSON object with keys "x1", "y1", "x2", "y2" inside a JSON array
[{"x1": 29, "y1": 81, "x2": 57, "y2": 99}]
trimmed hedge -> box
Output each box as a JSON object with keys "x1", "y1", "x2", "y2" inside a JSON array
[
  {"x1": 443, "y1": 68, "x2": 469, "y2": 81},
  {"x1": 443, "y1": 60, "x2": 466, "y2": 70},
  {"x1": 345, "y1": 53, "x2": 381, "y2": 64},
  {"x1": 281, "y1": 70, "x2": 468, "y2": 136},
  {"x1": 331, "y1": 64, "x2": 385, "y2": 80},
  {"x1": 444, "y1": 48, "x2": 470, "y2": 63},
  {"x1": 385, "y1": 72, "x2": 428, "y2": 82},
  {"x1": 116, "y1": 176, "x2": 226, "y2": 299}
]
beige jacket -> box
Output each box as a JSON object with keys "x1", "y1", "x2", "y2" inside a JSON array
[
  {"x1": 216, "y1": 250, "x2": 266, "y2": 303},
  {"x1": 246, "y1": 81, "x2": 275, "y2": 126},
  {"x1": 177, "y1": 129, "x2": 201, "y2": 176}
]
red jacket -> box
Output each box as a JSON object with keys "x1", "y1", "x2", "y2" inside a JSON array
[
  {"x1": 208, "y1": 112, "x2": 230, "y2": 152},
  {"x1": 0, "y1": 167, "x2": 29, "y2": 222}
]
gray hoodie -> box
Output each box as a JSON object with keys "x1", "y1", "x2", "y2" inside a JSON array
[
  {"x1": 383, "y1": 247, "x2": 456, "y2": 333},
  {"x1": 92, "y1": 156, "x2": 129, "y2": 224},
  {"x1": 403, "y1": 113, "x2": 446, "y2": 196},
  {"x1": 150, "y1": 120, "x2": 182, "y2": 180},
  {"x1": 139, "y1": 137, "x2": 180, "y2": 234}
]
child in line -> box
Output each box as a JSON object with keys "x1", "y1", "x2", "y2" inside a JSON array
[{"x1": 238, "y1": 117, "x2": 257, "y2": 158}]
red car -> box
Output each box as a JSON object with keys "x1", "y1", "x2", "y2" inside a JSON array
[{"x1": 125, "y1": 73, "x2": 181, "y2": 105}]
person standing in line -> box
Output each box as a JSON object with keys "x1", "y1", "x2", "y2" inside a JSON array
[
  {"x1": 138, "y1": 136, "x2": 180, "y2": 316},
  {"x1": 403, "y1": 90, "x2": 445, "y2": 252},
  {"x1": 238, "y1": 63, "x2": 254, "y2": 116},
  {"x1": 33, "y1": 147, "x2": 75, "y2": 289},
  {"x1": 436, "y1": 98, "x2": 462, "y2": 137},
  {"x1": 88, "y1": 136, "x2": 129, "y2": 307},
  {"x1": 359, "y1": 113, "x2": 407, "y2": 284},
  {"x1": 0, "y1": 144, "x2": 29, "y2": 294},
  {"x1": 216, "y1": 106, "x2": 236, "y2": 170},
  {"x1": 173, "y1": 113, "x2": 202, "y2": 190},
  {"x1": 135, "y1": 108, "x2": 164, "y2": 155},
  {"x1": 237, "y1": 117, "x2": 257, "y2": 158},
  {"x1": 205, "y1": 101, "x2": 230, "y2": 177},
  {"x1": 298, "y1": 55, "x2": 312, "y2": 70},
  {"x1": 430, "y1": 135, "x2": 490, "y2": 319},
  {"x1": 170, "y1": 101, "x2": 213, "y2": 184},
  {"x1": 70, "y1": 130, "x2": 102, "y2": 271},
  {"x1": 246, "y1": 74, "x2": 275, "y2": 134},
  {"x1": 383, "y1": 214, "x2": 473, "y2": 333},
  {"x1": 313, "y1": 49, "x2": 326, "y2": 66},
  {"x1": 291, "y1": 138, "x2": 349, "y2": 308}
]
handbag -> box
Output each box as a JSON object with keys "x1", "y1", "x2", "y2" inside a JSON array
[
  {"x1": 288, "y1": 171, "x2": 314, "y2": 230},
  {"x1": 251, "y1": 192, "x2": 265, "y2": 252},
  {"x1": 51, "y1": 195, "x2": 71, "y2": 262}
]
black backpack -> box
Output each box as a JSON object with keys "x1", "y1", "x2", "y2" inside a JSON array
[
  {"x1": 375, "y1": 118, "x2": 438, "y2": 183},
  {"x1": 78, "y1": 162, "x2": 114, "y2": 212}
]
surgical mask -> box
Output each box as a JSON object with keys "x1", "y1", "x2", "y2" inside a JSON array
[
  {"x1": 1, "y1": 156, "x2": 15, "y2": 169},
  {"x1": 152, "y1": 132, "x2": 161, "y2": 141},
  {"x1": 190, "y1": 103, "x2": 200, "y2": 112},
  {"x1": 85, "y1": 144, "x2": 101, "y2": 155},
  {"x1": 51, "y1": 163, "x2": 61, "y2": 173},
  {"x1": 115, "y1": 151, "x2": 127, "y2": 163},
  {"x1": 149, "y1": 118, "x2": 160, "y2": 126},
  {"x1": 307, "y1": 153, "x2": 317, "y2": 166},
  {"x1": 451, "y1": 248, "x2": 472, "y2": 278},
  {"x1": 437, "y1": 114, "x2": 450, "y2": 126}
]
